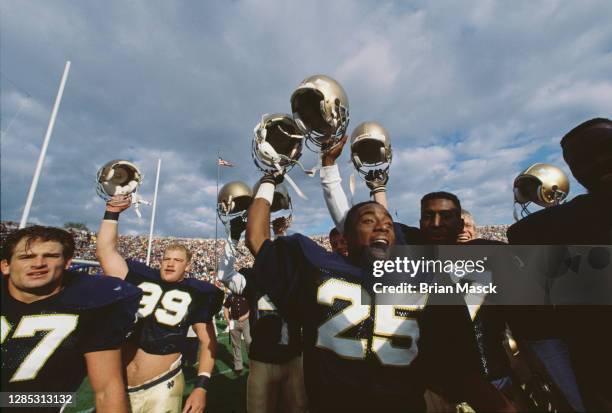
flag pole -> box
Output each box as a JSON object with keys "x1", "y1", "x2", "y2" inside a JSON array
[
  {"x1": 146, "y1": 158, "x2": 162, "y2": 266},
  {"x1": 214, "y1": 150, "x2": 220, "y2": 276},
  {"x1": 20, "y1": 61, "x2": 71, "y2": 228}
]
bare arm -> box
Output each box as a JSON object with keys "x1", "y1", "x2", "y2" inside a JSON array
[
  {"x1": 366, "y1": 169, "x2": 389, "y2": 210},
  {"x1": 96, "y1": 195, "x2": 130, "y2": 279},
  {"x1": 223, "y1": 306, "x2": 230, "y2": 323},
  {"x1": 183, "y1": 322, "x2": 216, "y2": 413},
  {"x1": 194, "y1": 322, "x2": 216, "y2": 375},
  {"x1": 85, "y1": 349, "x2": 130, "y2": 413},
  {"x1": 372, "y1": 191, "x2": 388, "y2": 209},
  {"x1": 246, "y1": 196, "x2": 271, "y2": 256}
]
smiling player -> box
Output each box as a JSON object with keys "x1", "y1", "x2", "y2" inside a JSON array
[
  {"x1": 96, "y1": 195, "x2": 223, "y2": 413},
  {"x1": 245, "y1": 174, "x2": 515, "y2": 412}
]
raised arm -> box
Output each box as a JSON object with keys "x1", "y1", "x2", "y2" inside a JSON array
[
  {"x1": 217, "y1": 241, "x2": 247, "y2": 295},
  {"x1": 320, "y1": 135, "x2": 351, "y2": 232},
  {"x1": 365, "y1": 169, "x2": 389, "y2": 210},
  {"x1": 96, "y1": 195, "x2": 130, "y2": 278},
  {"x1": 246, "y1": 175, "x2": 278, "y2": 256}
]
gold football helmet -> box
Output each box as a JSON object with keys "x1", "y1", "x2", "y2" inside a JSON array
[
  {"x1": 96, "y1": 159, "x2": 143, "y2": 200},
  {"x1": 513, "y1": 163, "x2": 570, "y2": 219},
  {"x1": 217, "y1": 181, "x2": 253, "y2": 219},
  {"x1": 350, "y1": 121, "x2": 392, "y2": 182},
  {"x1": 252, "y1": 113, "x2": 304, "y2": 173},
  {"x1": 290, "y1": 74, "x2": 349, "y2": 150}
]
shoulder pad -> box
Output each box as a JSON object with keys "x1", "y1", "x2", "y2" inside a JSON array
[
  {"x1": 183, "y1": 277, "x2": 222, "y2": 296},
  {"x1": 127, "y1": 259, "x2": 161, "y2": 281},
  {"x1": 281, "y1": 234, "x2": 362, "y2": 278},
  {"x1": 396, "y1": 223, "x2": 423, "y2": 244},
  {"x1": 61, "y1": 272, "x2": 142, "y2": 310}
]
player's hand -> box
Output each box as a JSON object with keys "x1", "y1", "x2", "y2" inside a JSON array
[
  {"x1": 105, "y1": 194, "x2": 132, "y2": 213},
  {"x1": 321, "y1": 134, "x2": 348, "y2": 166},
  {"x1": 272, "y1": 216, "x2": 289, "y2": 235},
  {"x1": 259, "y1": 171, "x2": 284, "y2": 186},
  {"x1": 365, "y1": 169, "x2": 389, "y2": 194},
  {"x1": 182, "y1": 388, "x2": 206, "y2": 413}
]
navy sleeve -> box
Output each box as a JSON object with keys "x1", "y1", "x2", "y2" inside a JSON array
[
  {"x1": 125, "y1": 259, "x2": 160, "y2": 285},
  {"x1": 189, "y1": 287, "x2": 224, "y2": 325},
  {"x1": 79, "y1": 288, "x2": 142, "y2": 353},
  {"x1": 419, "y1": 285, "x2": 482, "y2": 401},
  {"x1": 251, "y1": 235, "x2": 309, "y2": 318}
]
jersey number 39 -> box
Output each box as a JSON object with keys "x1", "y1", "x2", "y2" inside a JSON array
[
  {"x1": 317, "y1": 279, "x2": 423, "y2": 367},
  {"x1": 137, "y1": 282, "x2": 192, "y2": 326}
]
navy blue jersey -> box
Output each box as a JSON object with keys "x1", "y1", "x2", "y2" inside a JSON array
[
  {"x1": 125, "y1": 260, "x2": 223, "y2": 355},
  {"x1": 507, "y1": 193, "x2": 612, "y2": 410},
  {"x1": 507, "y1": 193, "x2": 612, "y2": 245},
  {"x1": 240, "y1": 267, "x2": 302, "y2": 364},
  {"x1": 1, "y1": 272, "x2": 141, "y2": 397},
  {"x1": 252, "y1": 234, "x2": 481, "y2": 412}
]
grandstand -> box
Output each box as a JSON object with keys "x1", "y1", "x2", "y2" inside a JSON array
[{"x1": 1, "y1": 220, "x2": 509, "y2": 279}]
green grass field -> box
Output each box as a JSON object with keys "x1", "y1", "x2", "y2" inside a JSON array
[{"x1": 66, "y1": 318, "x2": 249, "y2": 413}]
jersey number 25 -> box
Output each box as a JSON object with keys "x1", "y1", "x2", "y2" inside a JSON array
[{"x1": 317, "y1": 279, "x2": 424, "y2": 367}]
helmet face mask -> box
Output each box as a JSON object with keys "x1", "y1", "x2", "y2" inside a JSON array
[
  {"x1": 350, "y1": 122, "x2": 392, "y2": 182},
  {"x1": 291, "y1": 74, "x2": 349, "y2": 151},
  {"x1": 217, "y1": 181, "x2": 253, "y2": 224},
  {"x1": 252, "y1": 114, "x2": 304, "y2": 173},
  {"x1": 96, "y1": 160, "x2": 143, "y2": 201}
]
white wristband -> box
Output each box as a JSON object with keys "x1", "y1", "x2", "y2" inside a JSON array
[{"x1": 255, "y1": 182, "x2": 275, "y2": 205}]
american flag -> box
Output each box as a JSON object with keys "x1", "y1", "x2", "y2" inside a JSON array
[{"x1": 217, "y1": 157, "x2": 233, "y2": 167}]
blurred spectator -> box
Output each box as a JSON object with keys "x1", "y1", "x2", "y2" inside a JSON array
[{"x1": 2, "y1": 220, "x2": 509, "y2": 275}]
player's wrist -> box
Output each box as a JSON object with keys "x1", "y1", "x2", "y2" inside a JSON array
[
  {"x1": 321, "y1": 155, "x2": 336, "y2": 167},
  {"x1": 103, "y1": 210, "x2": 121, "y2": 220},
  {"x1": 195, "y1": 373, "x2": 211, "y2": 391},
  {"x1": 255, "y1": 182, "x2": 275, "y2": 205},
  {"x1": 369, "y1": 187, "x2": 386, "y2": 197}
]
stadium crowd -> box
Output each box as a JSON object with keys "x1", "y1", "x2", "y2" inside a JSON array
[{"x1": 1, "y1": 220, "x2": 508, "y2": 281}]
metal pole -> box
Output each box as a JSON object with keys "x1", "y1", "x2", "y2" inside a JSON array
[
  {"x1": 146, "y1": 158, "x2": 162, "y2": 265},
  {"x1": 214, "y1": 150, "x2": 220, "y2": 275},
  {"x1": 20, "y1": 61, "x2": 71, "y2": 228}
]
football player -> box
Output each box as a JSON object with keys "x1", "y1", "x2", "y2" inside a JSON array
[
  {"x1": 245, "y1": 175, "x2": 515, "y2": 412},
  {"x1": 96, "y1": 195, "x2": 223, "y2": 413},
  {"x1": 217, "y1": 213, "x2": 307, "y2": 413},
  {"x1": 507, "y1": 117, "x2": 612, "y2": 411},
  {"x1": 1, "y1": 226, "x2": 141, "y2": 413},
  {"x1": 419, "y1": 193, "x2": 516, "y2": 389}
]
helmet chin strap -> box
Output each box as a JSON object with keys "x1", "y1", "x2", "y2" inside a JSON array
[
  {"x1": 131, "y1": 190, "x2": 150, "y2": 219},
  {"x1": 273, "y1": 162, "x2": 308, "y2": 200}
]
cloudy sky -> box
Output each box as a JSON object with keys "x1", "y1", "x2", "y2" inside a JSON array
[{"x1": 1, "y1": 0, "x2": 611, "y2": 238}]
